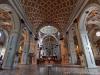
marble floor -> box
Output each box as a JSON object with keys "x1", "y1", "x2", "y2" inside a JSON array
[{"x1": 0, "y1": 64, "x2": 100, "y2": 75}]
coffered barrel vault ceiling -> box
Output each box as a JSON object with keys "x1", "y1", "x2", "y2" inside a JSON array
[{"x1": 20, "y1": 0, "x2": 80, "y2": 33}]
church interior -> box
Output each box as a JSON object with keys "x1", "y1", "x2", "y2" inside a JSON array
[{"x1": 0, "y1": 0, "x2": 100, "y2": 75}]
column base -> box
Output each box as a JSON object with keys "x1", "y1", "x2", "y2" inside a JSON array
[
  {"x1": 2, "y1": 66, "x2": 13, "y2": 70},
  {"x1": 87, "y1": 66, "x2": 97, "y2": 69}
]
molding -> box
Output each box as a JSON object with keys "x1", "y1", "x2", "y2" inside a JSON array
[{"x1": 65, "y1": 0, "x2": 89, "y2": 32}]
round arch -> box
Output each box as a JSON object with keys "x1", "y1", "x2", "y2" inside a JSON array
[
  {"x1": 42, "y1": 35, "x2": 59, "y2": 43},
  {"x1": 0, "y1": 4, "x2": 21, "y2": 69},
  {"x1": 39, "y1": 34, "x2": 61, "y2": 60},
  {"x1": 78, "y1": 3, "x2": 100, "y2": 68},
  {"x1": 0, "y1": 4, "x2": 20, "y2": 32},
  {"x1": 79, "y1": 3, "x2": 100, "y2": 33}
]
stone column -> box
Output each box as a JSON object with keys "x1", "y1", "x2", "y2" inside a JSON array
[
  {"x1": 60, "y1": 39, "x2": 67, "y2": 64},
  {"x1": 75, "y1": 23, "x2": 86, "y2": 66},
  {"x1": 21, "y1": 39, "x2": 30, "y2": 64},
  {"x1": 65, "y1": 36, "x2": 69, "y2": 64},
  {"x1": 88, "y1": 30, "x2": 98, "y2": 56},
  {"x1": 80, "y1": 31, "x2": 96, "y2": 68},
  {"x1": 29, "y1": 37, "x2": 37, "y2": 64},
  {"x1": 33, "y1": 42, "x2": 38, "y2": 64},
  {"x1": 68, "y1": 27, "x2": 77, "y2": 64},
  {"x1": 2, "y1": 31, "x2": 20, "y2": 69}
]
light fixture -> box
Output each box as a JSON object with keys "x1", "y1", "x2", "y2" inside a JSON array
[
  {"x1": 76, "y1": 45, "x2": 79, "y2": 49},
  {"x1": 96, "y1": 31, "x2": 100, "y2": 37}
]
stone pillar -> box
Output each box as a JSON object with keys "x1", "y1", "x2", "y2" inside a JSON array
[
  {"x1": 88, "y1": 30, "x2": 98, "y2": 56},
  {"x1": 64, "y1": 36, "x2": 69, "y2": 64},
  {"x1": 21, "y1": 39, "x2": 30, "y2": 64},
  {"x1": 80, "y1": 31, "x2": 96, "y2": 68},
  {"x1": 2, "y1": 31, "x2": 20, "y2": 69},
  {"x1": 68, "y1": 27, "x2": 77, "y2": 64},
  {"x1": 29, "y1": 37, "x2": 37, "y2": 64},
  {"x1": 34, "y1": 43, "x2": 38, "y2": 64},
  {"x1": 60, "y1": 40, "x2": 67, "y2": 64},
  {"x1": 75, "y1": 23, "x2": 86, "y2": 66},
  {"x1": 56, "y1": 43, "x2": 61, "y2": 61}
]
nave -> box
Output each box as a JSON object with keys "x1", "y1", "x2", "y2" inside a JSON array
[{"x1": 0, "y1": 0, "x2": 100, "y2": 75}]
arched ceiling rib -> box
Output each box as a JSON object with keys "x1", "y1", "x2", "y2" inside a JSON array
[{"x1": 20, "y1": 0, "x2": 80, "y2": 33}]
